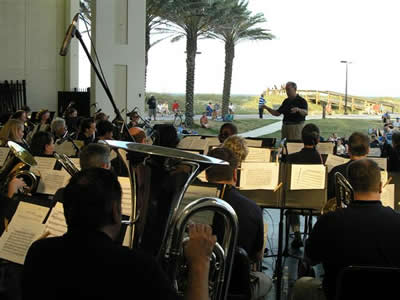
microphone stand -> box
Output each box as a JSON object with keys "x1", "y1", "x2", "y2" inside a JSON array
[{"x1": 73, "y1": 29, "x2": 134, "y2": 142}]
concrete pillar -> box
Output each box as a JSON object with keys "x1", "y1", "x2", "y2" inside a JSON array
[
  {"x1": 91, "y1": 0, "x2": 145, "y2": 119},
  {"x1": 64, "y1": 0, "x2": 80, "y2": 91}
]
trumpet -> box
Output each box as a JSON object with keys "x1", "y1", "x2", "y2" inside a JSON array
[
  {"x1": 0, "y1": 141, "x2": 38, "y2": 194},
  {"x1": 53, "y1": 152, "x2": 80, "y2": 176},
  {"x1": 322, "y1": 172, "x2": 354, "y2": 214}
]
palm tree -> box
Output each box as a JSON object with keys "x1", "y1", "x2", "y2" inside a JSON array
[
  {"x1": 209, "y1": 0, "x2": 275, "y2": 116},
  {"x1": 160, "y1": 0, "x2": 226, "y2": 126}
]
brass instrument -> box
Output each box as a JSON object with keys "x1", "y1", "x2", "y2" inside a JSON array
[
  {"x1": 322, "y1": 172, "x2": 354, "y2": 214},
  {"x1": 105, "y1": 141, "x2": 238, "y2": 300},
  {"x1": 53, "y1": 152, "x2": 80, "y2": 176},
  {"x1": 0, "y1": 141, "x2": 38, "y2": 194}
]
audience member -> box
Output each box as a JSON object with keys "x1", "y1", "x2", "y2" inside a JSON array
[{"x1": 200, "y1": 112, "x2": 209, "y2": 128}]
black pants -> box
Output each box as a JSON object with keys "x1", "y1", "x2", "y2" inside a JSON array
[{"x1": 259, "y1": 107, "x2": 264, "y2": 119}]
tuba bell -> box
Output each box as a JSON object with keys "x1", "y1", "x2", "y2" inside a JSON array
[
  {"x1": 322, "y1": 172, "x2": 354, "y2": 214},
  {"x1": 105, "y1": 141, "x2": 239, "y2": 300},
  {"x1": 0, "y1": 141, "x2": 38, "y2": 194}
]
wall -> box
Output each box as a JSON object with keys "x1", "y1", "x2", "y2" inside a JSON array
[
  {"x1": 91, "y1": 0, "x2": 146, "y2": 119},
  {"x1": 0, "y1": 0, "x2": 68, "y2": 112}
]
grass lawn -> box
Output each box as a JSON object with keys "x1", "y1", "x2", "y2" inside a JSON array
[{"x1": 261, "y1": 118, "x2": 383, "y2": 139}]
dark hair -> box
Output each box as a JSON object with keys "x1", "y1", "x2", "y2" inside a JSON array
[
  {"x1": 11, "y1": 110, "x2": 26, "y2": 120},
  {"x1": 286, "y1": 81, "x2": 297, "y2": 90},
  {"x1": 302, "y1": 123, "x2": 320, "y2": 146},
  {"x1": 153, "y1": 124, "x2": 179, "y2": 148},
  {"x1": 66, "y1": 107, "x2": 77, "y2": 117},
  {"x1": 347, "y1": 159, "x2": 381, "y2": 193},
  {"x1": 218, "y1": 123, "x2": 238, "y2": 143},
  {"x1": 21, "y1": 105, "x2": 31, "y2": 113},
  {"x1": 348, "y1": 132, "x2": 369, "y2": 156},
  {"x1": 63, "y1": 168, "x2": 122, "y2": 229},
  {"x1": 30, "y1": 131, "x2": 54, "y2": 156},
  {"x1": 37, "y1": 109, "x2": 50, "y2": 122},
  {"x1": 206, "y1": 147, "x2": 238, "y2": 182},
  {"x1": 80, "y1": 118, "x2": 95, "y2": 133},
  {"x1": 96, "y1": 120, "x2": 113, "y2": 137},
  {"x1": 392, "y1": 131, "x2": 400, "y2": 149},
  {"x1": 80, "y1": 143, "x2": 110, "y2": 170},
  {"x1": 95, "y1": 112, "x2": 107, "y2": 122}
]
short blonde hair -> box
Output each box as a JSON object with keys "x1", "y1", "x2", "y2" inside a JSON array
[
  {"x1": 0, "y1": 119, "x2": 24, "y2": 145},
  {"x1": 222, "y1": 135, "x2": 248, "y2": 163}
]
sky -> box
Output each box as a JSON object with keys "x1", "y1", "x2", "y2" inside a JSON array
[{"x1": 81, "y1": 0, "x2": 400, "y2": 98}]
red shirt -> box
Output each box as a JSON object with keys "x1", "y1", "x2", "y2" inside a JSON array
[{"x1": 172, "y1": 102, "x2": 179, "y2": 111}]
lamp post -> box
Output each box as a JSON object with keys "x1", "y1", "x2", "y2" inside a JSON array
[{"x1": 340, "y1": 60, "x2": 352, "y2": 115}]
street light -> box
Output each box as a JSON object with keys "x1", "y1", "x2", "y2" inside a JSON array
[{"x1": 340, "y1": 60, "x2": 352, "y2": 115}]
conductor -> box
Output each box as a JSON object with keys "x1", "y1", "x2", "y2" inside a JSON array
[{"x1": 262, "y1": 82, "x2": 308, "y2": 140}]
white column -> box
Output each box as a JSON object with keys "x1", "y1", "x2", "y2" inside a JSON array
[
  {"x1": 64, "y1": 0, "x2": 80, "y2": 91},
  {"x1": 91, "y1": 0, "x2": 146, "y2": 119}
]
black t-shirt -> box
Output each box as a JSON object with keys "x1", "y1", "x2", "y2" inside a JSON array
[
  {"x1": 383, "y1": 145, "x2": 400, "y2": 172},
  {"x1": 22, "y1": 230, "x2": 180, "y2": 300},
  {"x1": 213, "y1": 186, "x2": 264, "y2": 261},
  {"x1": 305, "y1": 201, "x2": 400, "y2": 300},
  {"x1": 277, "y1": 95, "x2": 308, "y2": 123},
  {"x1": 147, "y1": 97, "x2": 156, "y2": 109},
  {"x1": 286, "y1": 148, "x2": 323, "y2": 164}
]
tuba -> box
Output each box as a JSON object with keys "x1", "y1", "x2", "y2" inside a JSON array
[
  {"x1": 105, "y1": 141, "x2": 239, "y2": 300},
  {"x1": 0, "y1": 141, "x2": 38, "y2": 194},
  {"x1": 322, "y1": 172, "x2": 354, "y2": 214}
]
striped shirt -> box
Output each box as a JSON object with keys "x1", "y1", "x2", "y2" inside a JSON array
[{"x1": 259, "y1": 96, "x2": 266, "y2": 107}]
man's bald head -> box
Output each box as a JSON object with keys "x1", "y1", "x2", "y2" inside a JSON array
[{"x1": 347, "y1": 159, "x2": 381, "y2": 194}]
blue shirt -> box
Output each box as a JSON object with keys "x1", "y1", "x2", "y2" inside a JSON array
[{"x1": 259, "y1": 96, "x2": 266, "y2": 107}]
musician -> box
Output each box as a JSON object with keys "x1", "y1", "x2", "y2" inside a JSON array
[
  {"x1": 30, "y1": 131, "x2": 55, "y2": 157},
  {"x1": 206, "y1": 147, "x2": 272, "y2": 299},
  {"x1": 23, "y1": 168, "x2": 216, "y2": 300},
  {"x1": 50, "y1": 118, "x2": 67, "y2": 143},
  {"x1": 77, "y1": 118, "x2": 96, "y2": 146},
  {"x1": 129, "y1": 127, "x2": 147, "y2": 144},
  {"x1": 218, "y1": 123, "x2": 238, "y2": 144},
  {"x1": 127, "y1": 111, "x2": 140, "y2": 128},
  {"x1": 0, "y1": 119, "x2": 29, "y2": 149},
  {"x1": 153, "y1": 124, "x2": 179, "y2": 148},
  {"x1": 65, "y1": 107, "x2": 79, "y2": 134},
  {"x1": 94, "y1": 112, "x2": 109, "y2": 123},
  {"x1": 381, "y1": 130, "x2": 400, "y2": 172},
  {"x1": 95, "y1": 120, "x2": 114, "y2": 142},
  {"x1": 285, "y1": 123, "x2": 323, "y2": 248},
  {"x1": 327, "y1": 132, "x2": 369, "y2": 199},
  {"x1": 11, "y1": 110, "x2": 27, "y2": 123},
  {"x1": 222, "y1": 135, "x2": 249, "y2": 163},
  {"x1": 292, "y1": 159, "x2": 400, "y2": 300}
]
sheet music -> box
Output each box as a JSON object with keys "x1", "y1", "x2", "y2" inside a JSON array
[
  {"x1": 32, "y1": 157, "x2": 56, "y2": 172},
  {"x1": 381, "y1": 184, "x2": 395, "y2": 209},
  {"x1": 381, "y1": 171, "x2": 388, "y2": 185},
  {"x1": 368, "y1": 148, "x2": 382, "y2": 157},
  {"x1": 325, "y1": 155, "x2": 350, "y2": 173},
  {"x1": 44, "y1": 202, "x2": 67, "y2": 237},
  {"x1": 54, "y1": 141, "x2": 77, "y2": 157},
  {"x1": 0, "y1": 147, "x2": 10, "y2": 167},
  {"x1": 369, "y1": 157, "x2": 387, "y2": 170},
  {"x1": 118, "y1": 177, "x2": 132, "y2": 216},
  {"x1": 0, "y1": 220, "x2": 45, "y2": 264},
  {"x1": 239, "y1": 162, "x2": 279, "y2": 190},
  {"x1": 12, "y1": 202, "x2": 49, "y2": 224},
  {"x1": 197, "y1": 171, "x2": 207, "y2": 182},
  {"x1": 37, "y1": 170, "x2": 69, "y2": 195},
  {"x1": 177, "y1": 136, "x2": 201, "y2": 149},
  {"x1": 205, "y1": 137, "x2": 220, "y2": 147},
  {"x1": 245, "y1": 139, "x2": 262, "y2": 147},
  {"x1": 244, "y1": 147, "x2": 271, "y2": 163},
  {"x1": 286, "y1": 143, "x2": 303, "y2": 154},
  {"x1": 191, "y1": 139, "x2": 209, "y2": 152},
  {"x1": 317, "y1": 143, "x2": 334, "y2": 154},
  {"x1": 290, "y1": 164, "x2": 326, "y2": 190}
]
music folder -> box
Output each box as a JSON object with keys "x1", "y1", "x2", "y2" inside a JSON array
[{"x1": 283, "y1": 163, "x2": 327, "y2": 210}]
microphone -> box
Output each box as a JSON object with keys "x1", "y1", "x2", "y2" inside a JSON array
[
  {"x1": 59, "y1": 13, "x2": 80, "y2": 56},
  {"x1": 95, "y1": 108, "x2": 102, "y2": 114},
  {"x1": 91, "y1": 102, "x2": 98, "y2": 108}
]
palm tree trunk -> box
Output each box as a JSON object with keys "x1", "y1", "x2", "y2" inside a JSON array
[
  {"x1": 185, "y1": 32, "x2": 198, "y2": 127},
  {"x1": 222, "y1": 41, "x2": 235, "y2": 117}
]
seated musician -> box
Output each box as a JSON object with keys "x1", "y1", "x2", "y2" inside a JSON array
[
  {"x1": 129, "y1": 127, "x2": 147, "y2": 144},
  {"x1": 30, "y1": 131, "x2": 55, "y2": 156},
  {"x1": 22, "y1": 168, "x2": 216, "y2": 300},
  {"x1": 222, "y1": 135, "x2": 249, "y2": 163},
  {"x1": 50, "y1": 118, "x2": 67, "y2": 143},
  {"x1": 95, "y1": 120, "x2": 114, "y2": 143},
  {"x1": 0, "y1": 119, "x2": 29, "y2": 149},
  {"x1": 285, "y1": 123, "x2": 323, "y2": 249},
  {"x1": 292, "y1": 159, "x2": 400, "y2": 300},
  {"x1": 153, "y1": 124, "x2": 179, "y2": 148},
  {"x1": 65, "y1": 107, "x2": 79, "y2": 134},
  {"x1": 218, "y1": 123, "x2": 238, "y2": 144},
  {"x1": 206, "y1": 147, "x2": 272, "y2": 299},
  {"x1": 27, "y1": 109, "x2": 51, "y2": 142},
  {"x1": 77, "y1": 118, "x2": 96, "y2": 146},
  {"x1": 381, "y1": 130, "x2": 400, "y2": 172},
  {"x1": 327, "y1": 132, "x2": 369, "y2": 199}
]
